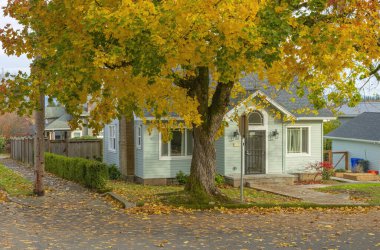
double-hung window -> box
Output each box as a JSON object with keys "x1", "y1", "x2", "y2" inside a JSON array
[
  {"x1": 287, "y1": 127, "x2": 309, "y2": 155},
  {"x1": 109, "y1": 125, "x2": 116, "y2": 151},
  {"x1": 136, "y1": 125, "x2": 142, "y2": 149},
  {"x1": 160, "y1": 129, "x2": 193, "y2": 159}
]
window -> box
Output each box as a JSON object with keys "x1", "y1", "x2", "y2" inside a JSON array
[
  {"x1": 287, "y1": 127, "x2": 309, "y2": 154},
  {"x1": 160, "y1": 129, "x2": 193, "y2": 158},
  {"x1": 73, "y1": 132, "x2": 81, "y2": 138},
  {"x1": 109, "y1": 125, "x2": 116, "y2": 151},
  {"x1": 248, "y1": 111, "x2": 263, "y2": 125},
  {"x1": 136, "y1": 125, "x2": 142, "y2": 149}
]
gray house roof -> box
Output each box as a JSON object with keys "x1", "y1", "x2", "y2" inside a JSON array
[
  {"x1": 45, "y1": 106, "x2": 66, "y2": 119},
  {"x1": 143, "y1": 75, "x2": 334, "y2": 119},
  {"x1": 325, "y1": 112, "x2": 380, "y2": 142},
  {"x1": 45, "y1": 113, "x2": 72, "y2": 131},
  {"x1": 233, "y1": 74, "x2": 333, "y2": 118},
  {"x1": 337, "y1": 102, "x2": 380, "y2": 117}
]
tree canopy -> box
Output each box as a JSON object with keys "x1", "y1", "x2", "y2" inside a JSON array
[
  {"x1": 1, "y1": 0, "x2": 379, "y2": 127},
  {"x1": 1, "y1": 0, "x2": 379, "y2": 196}
]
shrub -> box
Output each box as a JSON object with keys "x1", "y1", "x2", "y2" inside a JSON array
[
  {"x1": 215, "y1": 174, "x2": 225, "y2": 186},
  {"x1": 0, "y1": 136, "x2": 6, "y2": 153},
  {"x1": 108, "y1": 164, "x2": 121, "y2": 180},
  {"x1": 307, "y1": 161, "x2": 335, "y2": 181},
  {"x1": 176, "y1": 171, "x2": 189, "y2": 185},
  {"x1": 71, "y1": 135, "x2": 98, "y2": 140},
  {"x1": 45, "y1": 153, "x2": 109, "y2": 190},
  {"x1": 357, "y1": 160, "x2": 369, "y2": 173}
]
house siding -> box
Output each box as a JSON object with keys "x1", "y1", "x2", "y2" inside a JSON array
[
  {"x1": 267, "y1": 115, "x2": 284, "y2": 174},
  {"x1": 103, "y1": 119, "x2": 120, "y2": 167},
  {"x1": 134, "y1": 120, "x2": 144, "y2": 178},
  {"x1": 332, "y1": 140, "x2": 380, "y2": 172},
  {"x1": 224, "y1": 121, "x2": 243, "y2": 175},
  {"x1": 215, "y1": 136, "x2": 225, "y2": 175},
  {"x1": 285, "y1": 121, "x2": 323, "y2": 172},
  {"x1": 138, "y1": 126, "x2": 192, "y2": 179}
]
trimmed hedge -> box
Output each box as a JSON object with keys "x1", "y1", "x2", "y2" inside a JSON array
[{"x1": 45, "y1": 153, "x2": 109, "y2": 190}]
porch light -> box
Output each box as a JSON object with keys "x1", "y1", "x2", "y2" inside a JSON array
[
  {"x1": 269, "y1": 129, "x2": 279, "y2": 140},
  {"x1": 233, "y1": 130, "x2": 240, "y2": 140}
]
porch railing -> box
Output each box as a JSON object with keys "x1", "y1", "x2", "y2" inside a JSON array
[{"x1": 324, "y1": 150, "x2": 349, "y2": 170}]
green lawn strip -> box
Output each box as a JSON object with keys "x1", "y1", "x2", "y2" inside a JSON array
[
  {"x1": 0, "y1": 164, "x2": 33, "y2": 196},
  {"x1": 316, "y1": 183, "x2": 380, "y2": 205},
  {"x1": 107, "y1": 180, "x2": 305, "y2": 208}
]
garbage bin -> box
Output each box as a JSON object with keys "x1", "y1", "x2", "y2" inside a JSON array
[{"x1": 351, "y1": 158, "x2": 363, "y2": 171}]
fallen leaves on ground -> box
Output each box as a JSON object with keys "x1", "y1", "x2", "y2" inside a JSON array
[{"x1": 0, "y1": 190, "x2": 8, "y2": 202}]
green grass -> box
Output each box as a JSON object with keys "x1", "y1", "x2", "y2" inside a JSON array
[
  {"x1": 107, "y1": 181, "x2": 304, "y2": 208},
  {"x1": 0, "y1": 164, "x2": 33, "y2": 196},
  {"x1": 316, "y1": 183, "x2": 380, "y2": 205}
]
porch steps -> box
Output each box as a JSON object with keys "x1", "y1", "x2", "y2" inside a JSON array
[{"x1": 225, "y1": 174, "x2": 297, "y2": 187}]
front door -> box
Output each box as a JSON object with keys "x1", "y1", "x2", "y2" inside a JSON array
[{"x1": 245, "y1": 130, "x2": 266, "y2": 174}]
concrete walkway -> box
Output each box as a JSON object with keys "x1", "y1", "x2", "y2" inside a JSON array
[{"x1": 248, "y1": 183, "x2": 367, "y2": 205}]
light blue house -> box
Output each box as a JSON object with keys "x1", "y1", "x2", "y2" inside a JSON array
[
  {"x1": 103, "y1": 84, "x2": 334, "y2": 185},
  {"x1": 325, "y1": 112, "x2": 380, "y2": 172}
]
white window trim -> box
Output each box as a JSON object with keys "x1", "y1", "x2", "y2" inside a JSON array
[
  {"x1": 108, "y1": 125, "x2": 116, "y2": 152},
  {"x1": 159, "y1": 129, "x2": 193, "y2": 160},
  {"x1": 286, "y1": 125, "x2": 311, "y2": 157},
  {"x1": 136, "y1": 125, "x2": 142, "y2": 150},
  {"x1": 71, "y1": 130, "x2": 82, "y2": 138}
]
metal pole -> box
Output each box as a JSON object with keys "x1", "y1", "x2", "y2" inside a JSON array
[{"x1": 240, "y1": 136, "x2": 245, "y2": 203}]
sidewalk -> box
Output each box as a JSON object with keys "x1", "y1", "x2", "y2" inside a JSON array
[{"x1": 248, "y1": 183, "x2": 367, "y2": 205}]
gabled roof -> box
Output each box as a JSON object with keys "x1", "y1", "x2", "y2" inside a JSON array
[
  {"x1": 45, "y1": 106, "x2": 66, "y2": 119},
  {"x1": 231, "y1": 75, "x2": 334, "y2": 119},
  {"x1": 325, "y1": 112, "x2": 380, "y2": 142},
  {"x1": 337, "y1": 102, "x2": 380, "y2": 117},
  {"x1": 141, "y1": 74, "x2": 334, "y2": 120},
  {"x1": 45, "y1": 113, "x2": 71, "y2": 131}
]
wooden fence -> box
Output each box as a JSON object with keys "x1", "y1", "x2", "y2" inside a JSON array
[
  {"x1": 324, "y1": 150, "x2": 349, "y2": 170},
  {"x1": 10, "y1": 137, "x2": 102, "y2": 166}
]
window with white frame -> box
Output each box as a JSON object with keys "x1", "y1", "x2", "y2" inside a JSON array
[
  {"x1": 72, "y1": 131, "x2": 81, "y2": 138},
  {"x1": 136, "y1": 125, "x2": 142, "y2": 149},
  {"x1": 160, "y1": 129, "x2": 193, "y2": 158},
  {"x1": 108, "y1": 125, "x2": 116, "y2": 151},
  {"x1": 248, "y1": 111, "x2": 264, "y2": 125},
  {"x1": 287, "y1": 127, "x2": 309, "y2": 154}
]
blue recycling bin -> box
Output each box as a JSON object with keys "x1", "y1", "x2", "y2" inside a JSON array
[{"x1": 350, "y1": 158, "x2": 363, "y2": 171}]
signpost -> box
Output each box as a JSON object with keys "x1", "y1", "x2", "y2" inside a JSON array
[{"x1": 239, "y1": 114, "x2": 247, "y2": 203}]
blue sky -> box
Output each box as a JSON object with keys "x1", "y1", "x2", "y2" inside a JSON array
[{"x1": 0, "y1": 1, "x2": 31, "y2": 74}]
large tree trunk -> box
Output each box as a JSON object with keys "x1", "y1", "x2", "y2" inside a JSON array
[
  {"x1": 183, "y1": 67, "x2": 234, "y2": 197},
  {"x1": 33, "y1": 90, "x2": 45, "y2": 196},
  {"x1": 119, "y1": 115, "x2": 128, "y2": 176},
  {"x1": 186, "y1": 126, "x2": 219, "y2": 196}
]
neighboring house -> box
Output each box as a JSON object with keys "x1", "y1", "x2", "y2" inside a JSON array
[
  {"x1": 45, "y1": 104, "x2": 94, "y2": 140},
  {"x1": 337, "y1": 102, "x2": 380, "y2": 124},
  {"x1": 103, "y1": 80, "x2": 334, "y2": 184},
  {"x1": 325, "y1": 112, "x2": 380, "y2": 172}
]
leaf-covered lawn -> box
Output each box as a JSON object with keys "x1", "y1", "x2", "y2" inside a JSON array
[
  {"x1": 107, "y1": 181, "x2": 302, "y2": 209},
  {"x1": 316, "y1": 183, "x2": 380, "y2": 205},
  {"x1": 0, "y1": 163, "x2": 33, "y2": 197}
]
